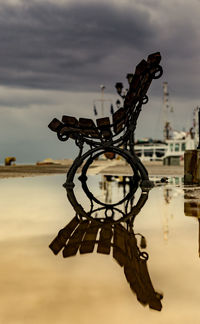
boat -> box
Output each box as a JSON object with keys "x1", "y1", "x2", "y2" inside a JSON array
[
  {"x1": 134, "y1": 83, "x2": 198, "y2": 162},
  {"x1": 134, "y1": 131, "x2": 196, "y2": 162}
]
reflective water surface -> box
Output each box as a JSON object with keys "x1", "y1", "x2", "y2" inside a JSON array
[{"x1": 0, "y1": 175, "x2": 200, "y2": 323}]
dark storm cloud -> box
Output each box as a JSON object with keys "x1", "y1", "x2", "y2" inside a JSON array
[
  {"x1": 0, "y1": 1, "x2": 200, "y2": 98},
  {"x1": 0, "y1": 1, "x2": 156, "y2": 91}
]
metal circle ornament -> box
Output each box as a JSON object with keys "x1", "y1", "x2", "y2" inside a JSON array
[{"x1": 63, "y1": 147, "x2": 148, "y2": 224}]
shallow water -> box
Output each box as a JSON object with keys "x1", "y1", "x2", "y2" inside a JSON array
[{"x1": 0, "y1": 175, "x2": 200, "y2": 324}]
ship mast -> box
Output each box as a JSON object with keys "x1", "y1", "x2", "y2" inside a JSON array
[
  {"x1": 93, "y1": 85, "x2": 113, "y2": 118},
  {"x1": 163, "y1": 82, "x2": 170, "y2": 140},
  {"x1": 100, "y1": 85, "x2": 105, "y2": 117}
]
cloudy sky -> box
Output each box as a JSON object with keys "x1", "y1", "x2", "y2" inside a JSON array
[{"x1": 0, "y1": 0, "x2": 200, "y2": 163}]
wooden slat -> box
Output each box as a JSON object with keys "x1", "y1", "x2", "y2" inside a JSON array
[
  {"x1": 79, "y1": 118, "x2": 96, "y2": 128},
  {"x1": 79, "y1": 118, "x2": 100, "y2": 138},
  {"x1": 48, "y1": 118, "x2": 63, "y2": 132},
  {"x1": 124, "y1": 232, "x2": 150, "y2": 306},
  {"x1": 97, "y1": 223, "x2": 113, "y2": 255},
  {"x1": 62, "y1": 115, "x2": 79, "y2": 127},
  {"x1": 61, "y1": 116, "x2": 79, "y2": 139},
  {"x1": 135, "y1": 59, "x2": 148, "y2": 75},
  {"x1": 125, "y1": 231, "x2": 139, "y2": 261},
  {"x1": 96, "y1": 117, "x2": 112, "y2": 139},
  {"x1": 124, "y1": 59, "x2": 152, "y2": 110},
  {"x1": 49, "y1": 216, "x2": 79, "y2": 255},
  {"x1": 112, "y1": 108, "x2": 126, "y2": 135},
  {"x1": 124, "y1": 266, "x2": 139, "y2": 292},
  {"x1": 123, "y1": 92, "x2": 138, "y2": 111},
  {"x1": 62, "y1": 220, "x2": 89, "y2": 257},
  {"x1": 79, "y1": 220, "x2": 100, "y2": 254},
  {"x1": 129, "y1": 74, "x2": 140, "y2": 92},
  {"x1": 124, "y1": 233, "x2": 148, "y2": 303},
  {"x1": 124, "y1": 230, "x2": 162, "y2": 310},
  {"x1": 59, "y1": 125, "x2": 79, "y2": 139},
  {"x1": 139, "y1": 260, "x2": 162, "y2": 311},
  {"x1": 81, "y1": 129, "x2": 100, "y2": 138},
  {"x1": 113, "y1": 224, "x2": 127, "y2": 267},
  {"x1": 141, "y1": 79, "x2": 152, "y2": 97},
  {"x1": 124, "y1": 264, "x2": 148, "y2": 306},
  {"x1": 124, "y1": 236, "x2": 144, "y2": 284},
  {"x1": 147, "y1": 52, "x2": 161, "y2": 65},
  {"x1": 140, "y1": 73, "x2": 151, "y2": 94},
  {"x1": 124, "y1": 70, "x2": 146, "y2": 107},
  {"x1": 112, "y1": 108, "x2": 125, "y2": 123}
]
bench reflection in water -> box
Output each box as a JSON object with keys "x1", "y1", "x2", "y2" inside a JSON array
[{"x1": 49, "y1": 178, "x2": 163, "y2": 312}]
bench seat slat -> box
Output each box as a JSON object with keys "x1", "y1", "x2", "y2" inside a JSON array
[
  {"x1": 48, "y1": 118, "x2": 64, "y2": 132},
  {"x1": 79, "y1": 220, "x2": 100, "y2": 254},
  {"x1": 60, "y1": 126, "x2": 78, "y2": 139},
  {"x1": 96, "y1": 117, "x2": 113, "y2": 139},
  {"x1": 62, "y1": 220, "x2": 89, "y2": 257},
  {"x1": 97, "y1": 223, "x2": 113, "y2": 254},
  {"x1": 49, "y1": 216, "x2": 79, "y2": 255},
  {"x1": 139, "y1": 260, "x2": 162, "y2": 311},
  {"x1": 79, "y1": 118, "x2": 96, "y2": 128},
  {"x1": 62, "y1": 115, "x2": 79, "y2": 127},
  {"x1": 124, "y1": 265, "x2": 148, "y2": 306},
  {"x1": 135, "y1": 59, "x2": 148, "y2": 75},
  {"x1": 147, "y1": 52, "x2": 161, "y2": 65},
  {"x1": 113, "y1": 224, "x2": 127, "y2": 267},
  {"x1": 113, "y1": 108, "x2": 126, "y2": 134},
  {"x1": 79, "y1": 118, "x2": 100, "y2": 138}
]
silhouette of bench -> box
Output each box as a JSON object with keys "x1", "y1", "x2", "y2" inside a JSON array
[
  {"x1": 49, "y1": 216, "x2": 162, "y2": 311},
  {"x1": 48, "y1": 52, "x2": 163, "y2": 224},
  {"x1": 48, "y1": 52, "x2": 162, "y2": 145}
]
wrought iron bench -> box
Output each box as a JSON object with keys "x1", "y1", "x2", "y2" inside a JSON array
[
  {"x1": 48, "y1": 53, "x2": 163, "y2": 311},
  {"x1": 48, "y1": 52, "x2": 162, "y2": 188}
]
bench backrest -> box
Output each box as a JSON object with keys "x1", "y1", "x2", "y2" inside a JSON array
[{"x1": 48, "y1": 52, "x2": 162, "y2": 143}]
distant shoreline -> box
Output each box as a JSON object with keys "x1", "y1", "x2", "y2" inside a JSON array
[{"x1": 0, "y1": 160, "x2": 184, "y2": 179}]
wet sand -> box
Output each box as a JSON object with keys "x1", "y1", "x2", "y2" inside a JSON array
[{"x1": 0, "y1": 160, "x2": 184, "y2": 178}]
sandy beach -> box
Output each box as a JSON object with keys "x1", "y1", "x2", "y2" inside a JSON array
[{"x1": 0, "y1": 159, "x2": 184, "y2": 179}]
